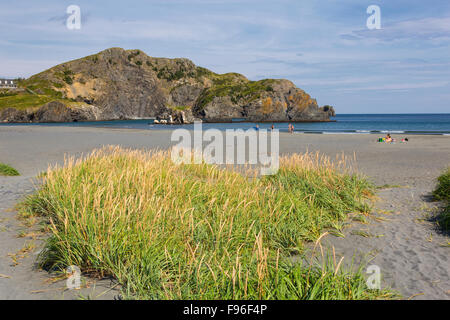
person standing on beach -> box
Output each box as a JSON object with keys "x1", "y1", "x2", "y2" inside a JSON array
[{"x1": 289, "y1": 123, "x2": 294, "y2": 134}]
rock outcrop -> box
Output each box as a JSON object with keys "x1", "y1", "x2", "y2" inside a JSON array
[
  {"x1": 0, "y1": 48, "x2": 335, "y2": 123},
  {"x1": 0, "y1": 101, "x2": 100, "y2": 123}
]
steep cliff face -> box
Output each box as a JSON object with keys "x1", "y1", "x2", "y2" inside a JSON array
[{"x1": 0, "y1": 48, "x2": 335, "y2": 123}]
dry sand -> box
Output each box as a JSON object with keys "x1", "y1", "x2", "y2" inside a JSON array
[{"x1": 0, "y1": 125, "x2": 449, "y2": 299}]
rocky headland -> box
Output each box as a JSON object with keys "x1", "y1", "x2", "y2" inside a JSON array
[{"x1": 0, "y1": 48, "x2": 335, "y2": 124}]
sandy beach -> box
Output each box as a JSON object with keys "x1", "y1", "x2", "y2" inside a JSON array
[{"x1": 0, "y1": 125, "x2": 449, "y2": 299}]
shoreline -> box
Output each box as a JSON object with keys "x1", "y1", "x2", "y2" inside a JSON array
[
  {"x1": 0, "y1": 125, "x2": 449, "y2": 299},
  {"x1": 0, "y1": 118, "x2": 336, "y2": 124},
  {"x1": 1, "y1": 121, "x2": 449, "y2": 136}
]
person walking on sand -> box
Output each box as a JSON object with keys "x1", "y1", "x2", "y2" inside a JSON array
[{"x1": 271, "y1": 124, "x2": 274, "y2": 131}]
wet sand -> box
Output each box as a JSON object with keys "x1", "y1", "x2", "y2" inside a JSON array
[{"x1": 0, "y1": 125, "x2": 449, "y2": 299}]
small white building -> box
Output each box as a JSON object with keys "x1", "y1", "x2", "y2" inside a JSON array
[{"x1": 0, "y1": 79, "x2": 17, "y2": 89}]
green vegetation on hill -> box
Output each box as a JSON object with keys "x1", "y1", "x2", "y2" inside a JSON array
[
  {"x1": 0, "y1": 163, "x2": 20, "y2": 176},
  {"x1": 195, "y1": 66, "x2": 214, "y2": 79},
  {"x1": 167, "y1": 104, "x2": 191, "y2": 111},
  {"x1": 433, "y1": 168, "x2": 450, "y2": 231},
  {"x1": 197, "y1": 79, "x2": 276, "y2": 108},
  {"x1": 0, "y1": 92, "x2": 51, "y2": 111},
  {"x1": 21, "y1": 147, "x2": 395, "y2": 299},
  {"x1": 130, "y1": 53, "x2": 278, "y2": 109},
  {"x1": 156, "y1": 64, "x2": 196, "y2": 81},
  {"x1": 0, "y1": 78, "x2": 70, "y2": 111}
]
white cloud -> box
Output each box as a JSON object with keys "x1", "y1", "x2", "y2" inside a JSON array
[
  {"x1": 341, "y1": 16, "x2": 450, "y2": 43},
  {"x1": 336, "y1": 81, "x2": 449, "y2": 92}
]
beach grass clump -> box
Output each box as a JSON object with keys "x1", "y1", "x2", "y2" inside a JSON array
[
  {"x1": 433, "y1": 168, "x2": 450, "y2": 231},
  {"x1": 433, "y1": 168, "x2": 450, "y2": 202},
  {"x1": 0, "y1": 163, "x2": 20, "y2": 176},
  {"x1": 20, "y1": 146, "x2": 393, "y2": 299},
  {"x1": 440, "y1": 207, "x2": 450, "y2": 231}
]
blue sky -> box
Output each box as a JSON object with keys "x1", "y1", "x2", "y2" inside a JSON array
[{"x1": 1, "y1": 0, "x2": 449, "y2": 113}]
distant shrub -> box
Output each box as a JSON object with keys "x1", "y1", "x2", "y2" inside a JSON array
[
  {"x1": 62, "y1": 70, "x2": 74, "y2": 85},
  {"x1": 434, "y1": 168, "x2": 450, "y2": 201},
  {"x1": 127, "y1": 50, "x2": 141, "y2": 61},
  {"x1": 433, "y1": 168, "x2": 450, "y2": 231},
  {"x1": 156, "y1": 66, "x2": 186, "y2": 81},
  {"x1": 0, "y1": 163, "x2": 20, "y2": 176},
  {"x1": 63, "y1": 76, "x2": 73, "y2": 85}
]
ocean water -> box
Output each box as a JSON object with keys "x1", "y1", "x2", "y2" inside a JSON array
[{"x1": 2, "y1": 114, "x2": 450, "y2": 135}]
